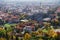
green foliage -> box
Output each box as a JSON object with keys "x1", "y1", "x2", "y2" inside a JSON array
[
  {"x1": 10, "y1": 24, "x2": 17, "y2": 27},
  {"x1": 4, "y1": 24, "x2": 12, "y2": 32},
  {"x1": 0, "y1": 29, "x2": 6, "y2": 36}
]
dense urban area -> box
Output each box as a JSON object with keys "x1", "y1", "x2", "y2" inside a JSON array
[{"x1": 0, "y1": 1, "x2": 60, "y2": 40}]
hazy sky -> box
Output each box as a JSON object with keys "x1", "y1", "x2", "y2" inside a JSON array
[{"x1": 3, "y1": 0, "x2": 60, "y2": 2}]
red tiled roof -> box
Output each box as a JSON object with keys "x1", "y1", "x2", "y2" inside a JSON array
[
  {"x1": 12, "y1": 16, "x2": 18, "y2": 19},
  {"x1": 56, "y1": 7, "x2": 60, "y2": 13}
]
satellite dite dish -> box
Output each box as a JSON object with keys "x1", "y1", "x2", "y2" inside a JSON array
[
  {"x1": 43, "y1": 18, "x2": 51, "y2": 21},
  {"x1": 20, "y1": 19, "x2": 29, "y2": 22}
]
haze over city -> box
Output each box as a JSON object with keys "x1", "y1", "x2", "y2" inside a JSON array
[{"x1": 1, "y1": 0, "x2": 60, "y2": 2}]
